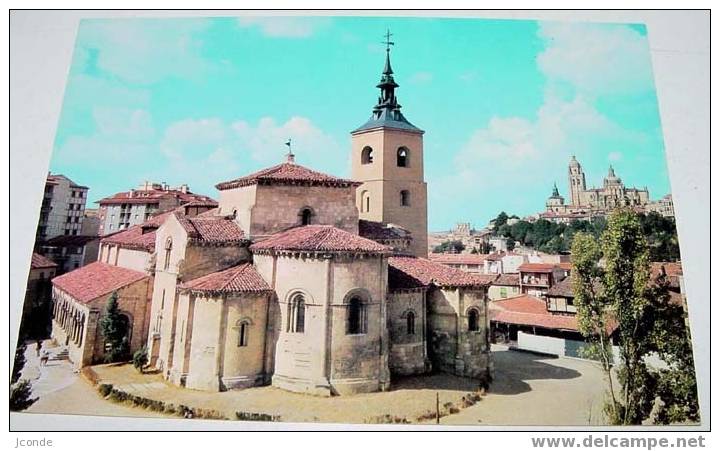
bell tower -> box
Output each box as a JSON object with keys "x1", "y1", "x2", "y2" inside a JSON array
[
  {"x1": 351, "y1": 31, "x2": 428, "y2": 257},
  {"x1": 568, "y1": 155, "x2": 586, "y2": 206}
]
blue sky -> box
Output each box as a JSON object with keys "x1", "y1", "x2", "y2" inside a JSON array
[{"x1": 50, "y1": 16, "x2": 670, "y2": 231}]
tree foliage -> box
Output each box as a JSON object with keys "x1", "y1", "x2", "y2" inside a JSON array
[
  {"x1": 12, "y1": 341, "x2": 27, "y2": 385},
  {"x1": 433, "y1": 240, "x2": 466, "y2": 254},
  {"x1": 572, "y1": 209, "x2": 698, "y2": 425},
  {"x1": 100, "y1": 291, "x2": 130, "y2": 363},
  {"x1": 10, "y1": 380, "x2": 37, "y2": 411},
  {"x1": 133, "y1": 347, "x2": 149, "y2": 373}
]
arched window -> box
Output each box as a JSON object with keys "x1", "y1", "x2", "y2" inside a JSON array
[
  {"x1": 347, "y1": 297, "x2": 366, "y2": 335},
  {"x1": 361, "y1": 146, "x2": 374, "y2": 164},
  {"x1": 406, "y1": 311, "x2": 416, "y2": 335},
  {"x1": 361, "y1": 191, "x2": 370, "y2": 213},
  {"x1": 300, "y1": 207, "x2": 313, "y2": 226},
  {"x1": 238, "y1": 320, "x2": 250, "y2": 347},
  {"x1": 397, "y1": 147, "x2": 409, "y2": 167},
  {"x1": 288, "y1": 294, "x2": 306, "y2": 333},
  {"x1": 400, "y1": 190, "x2": 410, "y2": 206},
  {"x1": 468, "y1": 308, "x2": 480, "y2": 332},
  {"x1": 163, "y1": 237, "x2": 172, "y2": 271}
]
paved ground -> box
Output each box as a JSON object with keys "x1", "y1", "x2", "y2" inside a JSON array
[
  {"x1": 19, "y1": 342, "x2": 609, "y2": 425},
  {"x1": 444, "y1": 346, "x2": 608, "y2": 426},
  {"x1": 19, "y1": 340, "x2": 167, "y2": 419}
]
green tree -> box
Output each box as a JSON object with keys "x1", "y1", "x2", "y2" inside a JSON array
[
  {"x1": 133, "y1": 347, "x2": 149, "y2": 373},
  {"x1": 433, "y1": 240, "x2": 465, "y2": 254},
  {"x1": 10, "y1": 380, "x2": 37, "y2": 411},
  {"x1": 12, "y1": 341, "x2": 27, "y2": 385},
  {"x1": 492, "y1": 212, "x2": 509, "y2": 232},
  {"x1": 100, "y1": 291, "x2": 130, "y2": 363},
  {"x1": 573, "y1": 209, "x2": 698, "y2": 425}
]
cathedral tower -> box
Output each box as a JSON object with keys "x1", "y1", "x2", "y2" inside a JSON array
[
  {"x1": 351, "y1": 33, "x2": 428, "y2": 257},
  {"x1": 568, "y1": 155, "x2": 587, "y2": 206}
]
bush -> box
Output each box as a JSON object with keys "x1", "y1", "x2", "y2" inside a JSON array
[
  {"x1": 10, "y1": 380, "x2": 37, "y2": 411},
  {"x1": 133, "y1": 347, "x2": 148, "y2": 373},
  {"x1": 98, "y1": 384, "x2": 113, "y2": 397},
  {"x1": 367, "y1": 414, "x2": 410, "y2": 424},
  {"x1": 235, "y1": 411, "x2": 280, "y2": 422}
]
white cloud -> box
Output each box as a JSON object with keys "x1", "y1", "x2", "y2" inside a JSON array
[
  {"x1": 78, "y1": 19, "x2": 213, "y2": 84},
  {"x1": 537, "y1": 22, "x2": 655, "y2": 96},
  {"x1": 236, "y1": 16, "x2": 330, "y2": 38},
  {"x1": 608, "y1": 151, "x2": 623, "y2": 162},
  {"x1": 409, "y1": 71, "x2": 433, "y2": 84}
]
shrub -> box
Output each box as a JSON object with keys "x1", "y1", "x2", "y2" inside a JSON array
[
  {"x1": 10, "y1": 380, "x2": 37, "y2": 411},
  {"x1": 235, "y1": 411, "x2": 280, "y2": 422},
  {"x1": 133, "y1": 347, "x2": 148, "y2": 373},
  {"x1": 98, "y1": 384, "x2": 113, "y2": 397},
  {"x1": 367, "y1": 414, "x2": 410, "y2": 424}
]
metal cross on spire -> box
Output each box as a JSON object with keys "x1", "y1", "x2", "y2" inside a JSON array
[
  {"x1": 285, "y1": 138, "x2": 295, "y2": 163},
  {"x1": 382, "y1": 29, "x2": 394, "y2": 52}
]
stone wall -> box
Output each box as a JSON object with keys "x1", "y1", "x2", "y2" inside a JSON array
[
  {"x1": 387, "y1": 289, "x2": 428, "y2": 376},
  {"x1": 426, "y1": 286, "x2": 492, "y2": 381}
]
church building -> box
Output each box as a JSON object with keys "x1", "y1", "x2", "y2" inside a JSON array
[{"x1": 50, "y1": 38, "x2": 493, "y2": 396}]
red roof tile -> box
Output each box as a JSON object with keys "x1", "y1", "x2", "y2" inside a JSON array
[
  {"x1": 176, "y1": 216, "x2": 246, "y2": 244},
  {"x1": 31, "y1": 253, "x2": 57, "y2": 269},
  {"x1": 179, "y1": 263, "x2": 271, "y2": 294},
  {"x1": 97, "y1": 189, "x2": 215, "y2": 206},
  {"x1": 358, "y1": 220, "x2": 411, "y2": 241},
  {"x1": 251, "y1": 225, "x2": 391, "y2": 254},
  {"x1": 492, "y1": 273, "x2": 520, "y2": 287},
  {"x1": 490, "y1": 294, "x2": 617, "y2": 334},
  {"x1": 428, "y1": 253, "x2": 488, "y2": 265},
  {"x1": 546, "y1": 276, "x2": 574, "y2": 297},
  {"x1": 388, "y1": 256, "x2": 495, "y2": 290},
  {"x1": 518, "y1": 263, "x2": 558, "y2": 273},
  {"x1": 101, "y1": 211, "x2": 175, "y2": 251},
  {"x1": 52, "y1": 262, "x2": 148, "y2": 304},
  {"x1": 215, "y1": 162, "x2": 360, "y2": 190}
]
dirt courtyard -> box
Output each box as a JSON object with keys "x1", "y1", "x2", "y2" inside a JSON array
[{"x1": 23, "y1": 344, "x2": 609, "y2": 426}]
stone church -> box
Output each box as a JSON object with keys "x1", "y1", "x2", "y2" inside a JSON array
[{"x1": 50, "y1": 43, "x2": 494, "y2": 396}]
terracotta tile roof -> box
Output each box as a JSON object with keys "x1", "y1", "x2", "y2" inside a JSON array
[
  {"x1": 493, "y1": 273, "x2": 520, "y2": 287},
  {"x1": 490, "y1": 294, "x2": 617, "y2": 334},
  {"x1": 182, "y1": 199, "x2": 219, "y2": 208},
  {"x1": 251, "y1": 225, "x2": 391, "y2": 254},
  {"x1": 97, "y1": 189, "x2": 215, "y2": 206},
  {"x1": 101, "y1": 211, "x2": 175, "y2": 251},
  {"x1": 556, "y1": 262, "x2": 573, "y2": 271},
  {"x1": 519, "y1": 263, "x2": 558, "y2": 273},
  {"x1": 215, "y1": 162, "x2": 360, "y2": 190},
  {"x1": 358, "y1": 220, "x2": 411, "y2": 241},
  {"x1": 31, "y1": 253, "x2": 57, "y2": 269},
  {"x1": 546, "y1": 276, "x2": 574, "y2": 297},
  {"x1": 428, "y1": 253, "x2": 488, "y2": 265},
  {"x1": 179, "y1": 263, "x2": 271, "y2": 295},
  {"x1": 52, "y1": 262, "x2": 148, "y2": 304},
  {"x1": 176, "y1": 215, "x2": 246, "y2": 244},
  {"x1": 47, "y1": 174, "x2": 88, "y2": 189},
  {"x1": 388, "y1": 256, "x2": 495, "y2": 290},
  {"x1": 651, "y1": 262, "x2": 683, "y2": 289},
  {"x1": 485, "y1": 252, "x2": 504, "y2": 261}
]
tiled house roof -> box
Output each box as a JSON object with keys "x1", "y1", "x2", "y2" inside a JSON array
[
  {"x1": 358, "y1": 219, "x2": 411, "y2": 241},
  {"x1": 177, "y1": 215, "x2": 246, "y2": 244},
  {"x1": 251, "y1": 225, "x2": 391, "y2": 254},
  {"x1": 546, "y1": 277, "x2": 574, "y2": 297},
  {"x1": 388, "y1": 256, "x2": 495, "y2": 290},
  {"x1": 52, "y1": 262, "x2": 148, "y2": 304},
  {"x1": 101, "y1": 211, "x2": 175, "y2": 251},
  {"x1": 492, "y1": 273, "x2": 520, "y2": 287},
  {"x1": 490, "y1": 294, "x2": 617, "y2": 334},
  {"x1": 518, "y1": 263, "x2": 558, "y2": 273},
  {"x1": 179, "y1": 263, "x2": 271, "y2": 295},
  {"x1": 97, "y1": 189, "x2": 215, "y2": 206},
  {"x1": 215, "y1": 162, "x2": 360, "y2": 190},
  {"x1": 31, "y1": 253, "x2": 58, "y2": 269},
  {"x1": 428, "y1": 253, "x2": 488, "y2": 265}
]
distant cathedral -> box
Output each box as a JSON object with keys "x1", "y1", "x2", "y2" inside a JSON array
[{"x1": 543, "y1": 156, "x2": 672, "y2": 222}]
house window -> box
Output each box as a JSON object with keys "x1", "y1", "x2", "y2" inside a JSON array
[
  {"x1": 238, "y1": 321, "x2": 249, "y2": 347},
  {"x1": 500, "y1": 287, "x2": 507, "y2": 298},
  {"x1": 361, "y1": 191, "x2": 370, "y2": 213},
  {"x1": 397, "y1": 147, "x2": 409, "y2": 167},
  {"x1": 361, "y1": 146, "x2": 374, "y2": 164},
  {"x1": 400, "y1": 190, "x2": 410, "y2": 206},
  {"x1": 299, "y1": 207, "x2": 313, "y2": 226},
  {"x1": 406, "y1": 311, "x2": 416, "y2": 335},
  {"x1": 347, "y1": 297, "x2": 366, "y2": 335},
  {"x1": 163, "y1": 237, "x2": 172, "y2": 270},
  {"x1": 288, "y1": 294, "x2": 306, "y2": 333},
  {"x1": 468, "y1": 308, "x2": 480, "y2": 332}
]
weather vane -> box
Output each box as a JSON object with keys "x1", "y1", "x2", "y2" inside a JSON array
[
  {"x1": 285, "y1": 138, "x2": 295, "y2": 163},
  {"x1": 382, "y1": 29, "x2": 394, "y2": 52}
]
